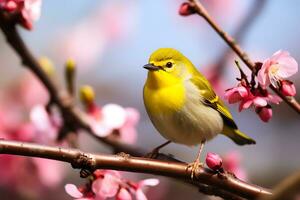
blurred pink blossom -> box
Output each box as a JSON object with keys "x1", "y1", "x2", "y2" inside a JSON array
[
  {"x1": 257, "y1": 50, "x2": 298, "y2": 89},
  {"x1": 203, "y1": 66, "x2": 227, "y2": 96},
  {"x1": 65, "y1": 170, "x2": 159, "y2": 200},
  {"x1": 87, "y1": 104, "x2": 139, "y2": 144},
  {"x1": 0, "y1": 0, "x2": 42, "y2": 30},
  {"x1": 223, "y1": 151, "x2": 247, "y2": 181},
  {"x1": 11, "y1": 72, "x2": 49, "y2": 109},
  {"x1": 206, "y1": 152, "x2": 223, "y2": 171},
  {"x1": 60, "y1": 1, "x2": 137, "y2": 68},
  {"x1": 0, "y1": 73, "x2": 65, "y2": 196}
]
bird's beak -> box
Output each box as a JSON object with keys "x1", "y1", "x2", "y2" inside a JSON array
[{"x1": 143, "y1": 63, "x2": 160, "y2": 71}]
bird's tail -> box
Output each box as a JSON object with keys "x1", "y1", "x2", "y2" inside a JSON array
[{"x1": 222, "y1": 126, "x2": 256, "y2": 145}]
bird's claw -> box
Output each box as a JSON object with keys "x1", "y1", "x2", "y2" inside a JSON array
[
  {"x1": 145, "y1": 148, "x2": 160, "y2": 159},
  {"x1": 186, "y1": 160, "x2": 203, "y2": 179}
]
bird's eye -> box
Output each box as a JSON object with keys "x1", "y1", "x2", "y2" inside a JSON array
[{"x1": 166, "y1": 62, "x2": 173, "y2": 68}]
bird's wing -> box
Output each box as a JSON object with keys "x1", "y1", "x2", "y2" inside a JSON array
[{"x1": 190, "y1": 75, "x2": 238, "y2": 129}]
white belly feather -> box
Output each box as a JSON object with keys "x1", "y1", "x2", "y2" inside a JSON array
[{"x1": 148, "y1": 81, "x2": 223, "y2": 146}]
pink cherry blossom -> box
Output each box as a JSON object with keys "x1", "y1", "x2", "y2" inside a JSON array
[
  {"x1": 238, "y1": 89, "x2": 281, "y2": 112},
  {"x1": 117, "y1": 188, "x2": 132, "y2": 200},
  {"x1": 21, "y1": 0, "x2": 42, "y2": 30},
  {"x1": 280, "y1": 80, "x2": 296, "y2": 97},
  {"x1": 133, "y1": 178, "x2": 160, "y2": 200},
  {"x1": 223, "y1": 151, "x2": 247, "y2": 181},
  {"x1": 30, "y1": 104, "x2": 61, "y2": 143},
  {"x1": 225, "y1": 85, "x2": 249, "y2": 104},
  {"x1": 89, "y1": 104, "x2": 127, "y2": 137},
  {"x1": 119, "y1": 108, "x2": 140, "y2": 144},
  {"x1": 92, "y1": 170, "x2": 121, "y2": 199},
  {"x1": 65, "y1": 170, "x2": 159, "y2": 200},
  {"x1": 206, "y1": 152, "x2": 223, "y2": 171},
  {"x1": 257, "y1": 50, "x2": 298, "y2": 89},
  {"x1": 0, "y1": 0, "x2": 42, "y2": 30},
  {"x1": 87, "y1": 104, "x2": 139, "y2": 144}
]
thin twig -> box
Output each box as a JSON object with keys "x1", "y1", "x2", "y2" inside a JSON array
[
  {"x1": 0, "y1": 11, "x2": 147, "y2": 156},
  {"x1": 0, "y1": 140, "x2": 272, "y2": 200},
  {"x1": 213, "y1": 0, "x2": 267, "y2": 76},
  {"x1": 189, "y1": 0, "x2": 300, "y2": 114}
]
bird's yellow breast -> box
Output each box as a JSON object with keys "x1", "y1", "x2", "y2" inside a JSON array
[{"x1": 143, "y1": 71, "x2": 185, "y2": 114}]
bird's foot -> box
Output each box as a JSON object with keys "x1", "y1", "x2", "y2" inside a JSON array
[
  {"x1": 145, "y1": 141, "x2": 171, "y2": 159},
  {"x1": 145, "y1": 147, "x2": 160, "y2": 159},
  {"x1": 186, "y1": 160, "x2": 203, "y2": 179}
]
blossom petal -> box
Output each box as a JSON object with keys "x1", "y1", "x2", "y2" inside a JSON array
[
  {"x1": 224, "y1": 86, "x2": 248, "y2": 104},
  {"x1": 253, "y1": 97, "x2": 268, "y2": 107},
  {"x1": 276, "y1": 56, "x2": 298, "y2": 78},
  {"x1": 117, "y1": 188, "x2": 132, "y2": 200},
  {"x1": 139, "y1": 179, "x2": 160, "y2": 187},
  {"x1": 239, "y1": 100, "x2": 253, "y2": 112},
  {"x1": 65, "y1": 184, "x2": 83, "y2": 198},
  {"x1": 257, "y1": 59, "x2": 271, "y2": 88},
  {"x1": 135, "y1": 189, "x2": 147, "y2": 200},
  {"x1": 101, "y1": 104, "x2": 126, "y2": 129},
  {"x1": 92, "y1": 174, "x2": 119, "y2": 198},
  {"x1": 266, "y1": 95, "x2": 282, "y2": 104}
]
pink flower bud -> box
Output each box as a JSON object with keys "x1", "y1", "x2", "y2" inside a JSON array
[
  {"x1": 206, "y1": 152, "x2": 222, "y2": 171},
  {"x1": 256, "y1": 106, "x2": 272, "y2": 122},
  {"x1": 280, "y1": 80, "x2": 296, "y2": 97},
  {"x1": 179, "y1": 2, "x2": 195, "y2": 16},
  {"x1": 3, "y1": 1, "x2": 18, "y2": 12}
]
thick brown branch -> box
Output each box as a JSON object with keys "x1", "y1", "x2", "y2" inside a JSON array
[
  {"x1": 0, "y1": 140, "x2": 272, "y2": 199},
  {"x1": 189, "y1": 0, "x2": 300, "y2": 114}
]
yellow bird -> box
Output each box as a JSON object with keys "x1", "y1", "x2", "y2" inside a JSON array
[{"x1": 143, "y1": 48, "x2": 255, "y2": 175}]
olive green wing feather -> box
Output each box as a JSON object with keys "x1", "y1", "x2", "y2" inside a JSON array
[
  {"x1": 190, "y1": 75, "x2": 238, "y2": 129},
  {"x1": 190, "y1": 74, "x2": 256, "y2": 145}
]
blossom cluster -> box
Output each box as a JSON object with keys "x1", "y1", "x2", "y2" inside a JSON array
[
  {"x1": 79, "y1": 85, "x2": 139, "y2": 144},
  {"x1": 0, "y1": 72, "x2": 65, "y2": 197},
  {"x1": 65, "y1": 170, "x2": 159, "y2": 200},
  {"x1": 0, "y1": 0, "x2": 41, "y2": 30},
  {"x1": 225, "y1": 50, "x2": 298, "y2": 122}
]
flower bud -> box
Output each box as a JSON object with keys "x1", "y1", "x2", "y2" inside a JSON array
[
  {"x1": 206, "y1": 152, "x2": 222, "y2": 171},
  {"x1": 256, "y1": 106, "x2": 272, "y2": 122},
  {"x1": 39, "y1": 57, "x2": 55, "y2": 76},
  {"x1": 80, "y1": 85, "x2": 95, "y2": 108},
  {"x1": 2, "y1": 1, "x2": 18, "y2": 12},
  {"x1": 65, "y1": 58, "x2": 76, "y2": 95},
  {"x1": 179, "y1": 2, "x2": 196, "y2": 16},
  {"x1": 280, "y1": 80, "x2": 296, "y2": 97}
]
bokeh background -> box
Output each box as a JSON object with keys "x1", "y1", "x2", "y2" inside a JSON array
[{"x1": 0, "y1": 0, "x2": 299, "y2": 199}]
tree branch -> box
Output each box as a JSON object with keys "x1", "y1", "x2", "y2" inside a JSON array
[
  {"x1": 0, "y1": 140, "x2": 272, "y2": 200},
  {"x1": 0, "y1": 11, "x2": 248, "y2": 198},
  {"x1": 213, "y1": 0, "x2": 267, "y2": 76},
  {"x1": 189, "y1": 0, "x2": 300, "y2": 114},
  {"x1": 0, "y1": 11, "x2": 150, "y2": 157}
]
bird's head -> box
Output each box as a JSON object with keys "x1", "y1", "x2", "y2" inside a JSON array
[{"x1": 143, "y1": 48, "x2": 196, "y2": 88}]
